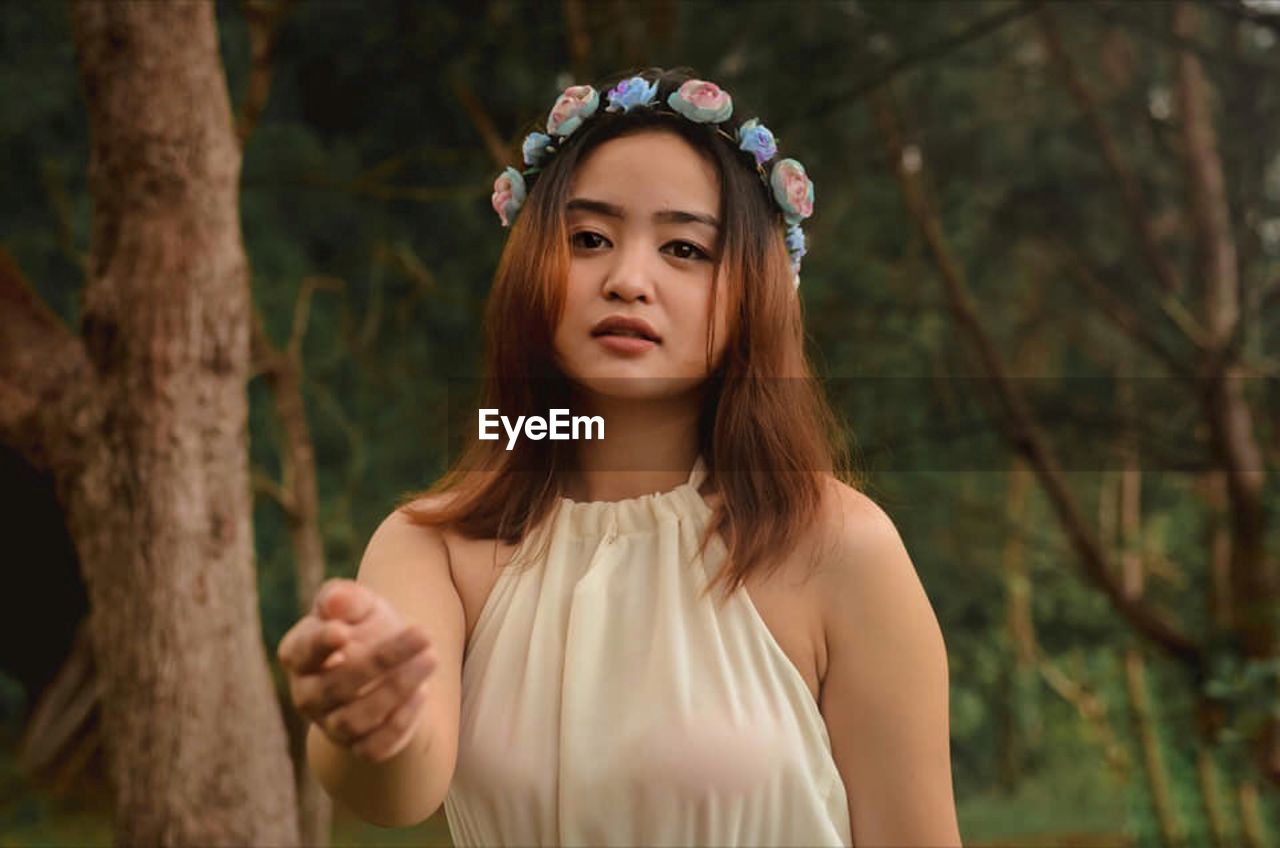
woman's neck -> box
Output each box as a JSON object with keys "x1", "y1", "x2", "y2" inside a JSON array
[{"x1": 560, "y1": 391, "x2": 702, "y2": 503}]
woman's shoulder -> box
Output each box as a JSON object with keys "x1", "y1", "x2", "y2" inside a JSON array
[
  {"x1": 804, "y1": 475, "x2": 905, "y2": 585},
  {"x1": 816, "y1": 474, "x2": 894, "y2": 535},
  {"x1": 806, "y1": 475, "x2": 929, "y2": 634},
  {"x1": 394, "y1": 490, "x2": 477, "y2": 558},
  {"x1": 699, "y1": 472, "x2": 890, "y2": 567},
  {"x1": 400, "y1": 488, "x2": 528, "y2": 572}
]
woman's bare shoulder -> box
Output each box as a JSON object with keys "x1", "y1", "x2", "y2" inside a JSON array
[
  {"x1": 803, "y1": 475, "x2": 902, "y2": 577},
  {"x1": 401, "y1": 488, "x2": 526, "y2": 571},
  {"x1": 818, "y1": 474, "x2": 890, "y2": 528}
]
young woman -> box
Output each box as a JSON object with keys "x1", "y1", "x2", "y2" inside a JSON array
[{"x1": 279, "y1": 67, "x2": 961, "y2": 846}]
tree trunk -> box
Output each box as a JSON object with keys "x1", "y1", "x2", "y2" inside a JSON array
[
  {"x1": 1172, "y1": 0, "x2": 1276, "y2": 785},
  {"x1": 998, "y1": 287, "x2": 1050, "y2": 787},
  {"x1": 1123, "y1": 648, "x2": 1185, "y2": 848},
  {"x1": 1236, "y1": 779, "x2": 1272, "y2": 848},
  {"x1": 999, "y1": 455, "x2": 1037, "y2": 789},
  {"x1": 1195, "y1": 743, "x2": 1231, "y2": 848},
  {"x1": 1112, "y1": 363, "x2": 1185, "y2": 847},
  {"x1": 41, "y1": 2, "x2": 299, "y2": 843}
]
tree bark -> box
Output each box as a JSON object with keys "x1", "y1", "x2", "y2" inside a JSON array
[{"x1": 5, "y1": 2, "x2": 303, "y2": 843}]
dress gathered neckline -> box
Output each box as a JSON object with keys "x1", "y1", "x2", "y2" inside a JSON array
[
  {"x1": 557, "y1": 453, "x2": 708, "y2": 505},
  {"x1": 549, "y1": 453, "x2": 712, "y2": 538}
]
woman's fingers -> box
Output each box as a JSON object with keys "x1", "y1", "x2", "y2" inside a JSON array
[
  {"x1": 314, "y1": 578, "x2": 377, "y2": 626},
  {"x1": 351, "y1": 685, "x2": 429, "y2": 763},
  {"x1": 278, "y1": 616, "x2": 350, "y2": 675},
  {"x1": 300, "y1": 625, "x2": 430, "y2": 717},
  {"x1": 321, "y1": 647, "x2": 437, "y2": 748}
]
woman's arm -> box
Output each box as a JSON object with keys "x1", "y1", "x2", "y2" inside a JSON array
[
  {"x1": 306, "y1": 507, "x2": 465, "y2": 827},
  {"x1": 817, "y1": 484, "x2": 963, "y2": 846}
]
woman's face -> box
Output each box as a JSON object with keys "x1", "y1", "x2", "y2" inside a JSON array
[{"x1": 552, "y1": 129, "x2": 730, "y2": 402}]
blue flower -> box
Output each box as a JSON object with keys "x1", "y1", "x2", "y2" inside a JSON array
[
  {"x1": 785, "y1": 223, "x2": 806, "y2": 261},
  {"x1": 786, "y1": 223, "x2": 806, "y2": 287},
  {"x1": 736, "y1": 118, "x2": 777, "y2": 166},
  {"x1": 605, "y1": 76, "x2": 659, "y2": 113},
  {"x1": 523, "y1": 131, "x2": 552, "y2": 166}
]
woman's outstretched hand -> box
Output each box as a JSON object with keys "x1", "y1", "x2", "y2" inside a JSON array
[{"x1": 278, "y1": 577, "x2": 437, "y2": 763}]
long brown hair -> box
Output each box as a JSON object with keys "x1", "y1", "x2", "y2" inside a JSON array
[{"x1": 396, "y1": 66, "x2": 863, "y2": 606}]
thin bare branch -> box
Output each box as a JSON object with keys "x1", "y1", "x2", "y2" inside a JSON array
[
  {"x1": 450, "y1": 66, "x2": 513, "y2": 170},
  {"x1": 808, "y1": 2, "x2": 1039, "y2": 119},
  {"x1": 1083, "y1": 0, "x2": 1279, "y2": 74},
  {"x1": 1036, "y1": 4, "x2": 1189, "y2": 303},
  {"x1": 1160, "y1": 292, "x2": 1216, "y2": 351},
  {"x1": 1039, "y1": 656, "x2": 1131, "y2": 777},
  {"x1": 39, "y1": 159, "x2": 90, "y2": 277},
  {"x1": 563, "y1": 0, "x2": 593, "y2": 83},
  {"x1": 1051, "y1": 240, "x2": 1194, "y2": 381},
  {"x1": 236, "y1": 0, "x2": 299, "y2": 146},
  {"x1": 251, "y1": 464, "x2": 295, "y2": 516},
  {"x1": 287, "y1": 276, "x2": 343, "y2": 361}
]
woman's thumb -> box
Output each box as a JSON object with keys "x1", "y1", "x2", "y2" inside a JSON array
[{"x1": 315, "y1": 579, "x2": 374, "y2": 624}]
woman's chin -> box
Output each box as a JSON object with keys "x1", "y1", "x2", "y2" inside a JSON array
[{"x1": 568, "y1": 372, "x2": 701, "y2": 402}]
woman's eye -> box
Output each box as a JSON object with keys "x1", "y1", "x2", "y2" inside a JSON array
[
  {"x1": 668, "y1": 241, "x2": 709, "y2": 261},
  {"x1": 572, "y1": 231, "x2": 607, "y2": 250}
]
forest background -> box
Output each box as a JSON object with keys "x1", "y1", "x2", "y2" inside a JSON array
[{"x1": 1, "y1": 0, "x2": 1279, "y2": 846}]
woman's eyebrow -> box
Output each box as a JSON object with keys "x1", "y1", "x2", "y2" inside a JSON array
[{"x1": 566, "y1": 197, "x2": 720, "y2": 231}]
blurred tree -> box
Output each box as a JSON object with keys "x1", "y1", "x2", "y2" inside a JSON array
[{"x1": 0, "y1": 1, "x2": 298, "y2": 844}]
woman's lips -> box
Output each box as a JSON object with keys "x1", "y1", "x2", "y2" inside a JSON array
[{"x1": 593, "y1": 333, "x2": 658, "y2": 355}]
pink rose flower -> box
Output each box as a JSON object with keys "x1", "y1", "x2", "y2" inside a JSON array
[
  {"x1": 686, "y1": 83, "x2": 727, "y2": 111},
  {"x1": 784, "y1": 170, "x2": 813, "y2": 217},
  {"x1": 667, "y1": 79, "x2": 734, "y2": 123},
  {"x1": 546, "y1": 84, "x2": 600, "y2": 137},
  {"x1": 686, "y1": 81, "x2": 729, "y2": 110},
  {"x1": 770, "y1": 158, "x2": 814, "y2": 224},
  {"x1": 491, "y1": 166, "x2": 526, "y2": 228}
]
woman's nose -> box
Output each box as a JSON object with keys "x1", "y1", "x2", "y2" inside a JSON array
[{"x1": 602, "y1": 246, "x2": 655, "y2": 301}]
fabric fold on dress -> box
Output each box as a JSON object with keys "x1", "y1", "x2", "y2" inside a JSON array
[{"x1": 444, "y1": 454, "x2": 852, "y2": 846}]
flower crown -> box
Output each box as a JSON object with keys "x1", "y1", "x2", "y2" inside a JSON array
[{"x1": 490, "y1": 76, "x2": 815, "y2": 289}]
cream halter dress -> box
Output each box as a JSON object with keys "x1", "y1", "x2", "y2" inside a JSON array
[{"x1": 443, "y1": 454, "x2": 852, "y2": 846}]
